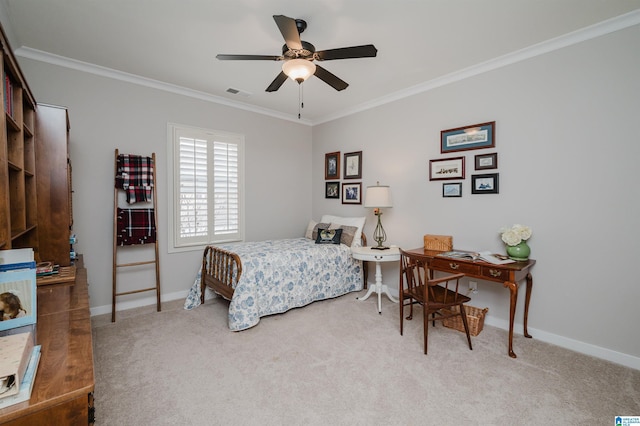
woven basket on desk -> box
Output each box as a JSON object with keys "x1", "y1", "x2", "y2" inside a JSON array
[
  {"x1": 423, "y1": 234, "x2": 453, "y2": 251},
  {"x1": 442, "y1": 305, "x2": 488, "y2": 336}
]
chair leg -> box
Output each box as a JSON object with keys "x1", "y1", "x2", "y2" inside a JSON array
[
  {"x1": 459, "y1": 304, "x2": 473, "y2": 350},
  {"x1": 400, "y1": 296, "x2": 404, "y2": 336},
  {"x1": 423, "y1": 307, "x2": 429, "y2": 355}
]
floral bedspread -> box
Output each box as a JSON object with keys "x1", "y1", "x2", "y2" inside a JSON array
[{"x1": 184, "y1": 238, "x2": 363, "y2": 331}]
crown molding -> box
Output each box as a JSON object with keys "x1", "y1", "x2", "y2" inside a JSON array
[{"x1": 14, "y1": 9, "x2": 640, "y2": 127}]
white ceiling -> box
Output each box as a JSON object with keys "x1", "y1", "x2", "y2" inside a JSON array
[{"x1": 2, "y1": 0, "x2": 640, "y2": 124}]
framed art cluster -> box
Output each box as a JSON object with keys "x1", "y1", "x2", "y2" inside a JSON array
[
  {"x1": 429, "y1": 121, "x2": 500, "y2": 197},
  {"x1": 324, "y1": 151, "x2": 363, "y2": 204}
]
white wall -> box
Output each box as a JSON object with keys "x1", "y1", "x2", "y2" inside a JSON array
[
  {"x1": 313, "y1": 24, "x2": 640, "y2": 366},
  {"x1": 16, "y1": 59, "x2": 313, "y2": 313}
]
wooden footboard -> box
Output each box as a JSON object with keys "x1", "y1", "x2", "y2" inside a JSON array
[{"x1": 201, "y1": 246, "x2": 242, "y2": 303}]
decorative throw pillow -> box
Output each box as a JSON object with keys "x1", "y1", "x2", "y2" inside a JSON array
[
  {"x1": 311, "y1": 222, "x2": 330, "y2": 240},
  {"x1": 315, "y1": 228, "x2": 342, "y2": 244},
  {"x1": 304, "y1": 220, "x2": 317, "y2": 239},
  {"x1": 329, "y1": 223, "x2": 357, "y2": 247}
]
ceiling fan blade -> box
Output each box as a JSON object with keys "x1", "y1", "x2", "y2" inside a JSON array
[
  {"x1": 266, "y1": 71, "x2": 288, "y2": 92},
  {"x1": 315, "y1": 44, "x2": 378, "y2": 61},
  {"x1": 273, "y1": 15, "x2": 302, "y2": 51},
  {"x1": 314, "y1": 65, "x2": 348, "y2": 91},
  {"x1": 217, "y1": 54, "x2": 282, "y2": 61}
]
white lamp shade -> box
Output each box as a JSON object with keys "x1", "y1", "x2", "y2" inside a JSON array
[
  {"x1": 282, "y1": 59, "x2": 317, "y2": 82},
  {"x1": 364, "y1": 185, "x2": 392, "y2": 208}
]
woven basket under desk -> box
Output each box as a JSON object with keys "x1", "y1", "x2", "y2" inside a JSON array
[{"x1": 442, "y1": 305, "x2": 489, "y2": 336}]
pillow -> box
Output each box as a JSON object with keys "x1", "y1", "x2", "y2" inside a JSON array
[
  {"x1": 315, "y1": 228, "x2": 342, "y2": 245},
  {"x1": 304, "y1": 220, "x2": 317, "y2": 239},
  {"x1": 311, "y1": 222, "x2": 330, "y2": 240},
  {"x1": 320, "y1": 215, "x2": 366, "y2": 247},
  {"x1": 329, "y1": 223, "x2": 358, "y2": 247}
]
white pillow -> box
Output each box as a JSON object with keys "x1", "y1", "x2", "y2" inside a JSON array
[
  {"x1": 320, "y1": 215, "x2": 366, "y2": 247},
  {"x1": 304, "y1": 220, "x2": 317, "y2": 239}
]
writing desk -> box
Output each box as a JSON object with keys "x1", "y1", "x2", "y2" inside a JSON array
[{"x1": 404, "y1": 247, "x2": 536, "y2": 358}]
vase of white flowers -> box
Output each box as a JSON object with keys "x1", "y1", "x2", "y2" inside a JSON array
[{"x1": 500, "y1": 224, "x2": 532, "y2": 261}]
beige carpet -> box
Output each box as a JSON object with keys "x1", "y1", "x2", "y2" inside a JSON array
[{"x1": 91, "y1": 292, "x2": 640, "y2": 425}]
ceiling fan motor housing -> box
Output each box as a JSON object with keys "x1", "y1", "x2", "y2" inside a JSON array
[{"x1": 282, "y1": 41, "x2": 316, "y2": 59}]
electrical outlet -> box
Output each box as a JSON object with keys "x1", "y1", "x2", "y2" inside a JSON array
[{"x1": 469, "y1": 281, "x2": 478, "y2": 294}]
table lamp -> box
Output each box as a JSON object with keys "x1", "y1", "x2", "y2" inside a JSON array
[{"x1": 364, "y1": 182, "x2": 392, "y2": 250}]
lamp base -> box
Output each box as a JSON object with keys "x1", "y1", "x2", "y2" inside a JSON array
[{"x1": 371, "y1": 245, "x2": 390, "y2": 250}]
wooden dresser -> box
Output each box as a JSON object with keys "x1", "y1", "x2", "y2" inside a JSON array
[{"x1": 0, "y1": 256, "x2": 94, "y2": 425}]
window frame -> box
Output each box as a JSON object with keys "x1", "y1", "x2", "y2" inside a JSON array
[{"x1": 167, "y1": 123, "x2": 245, "y2": 253}]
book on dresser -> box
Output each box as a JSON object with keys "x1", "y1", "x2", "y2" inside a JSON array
[
  {"x1": 0, "y1": 345, "x2": 40, "y2": 408},
  {"x1": 0, "y1": 249, "x2": 37, "y2": 332},
  {"x1": 0, "y1": 332, "x2": 34, "y2": 399}
]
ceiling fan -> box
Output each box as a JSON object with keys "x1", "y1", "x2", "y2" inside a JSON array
[{"x1": 217, "y1": 15, "x2": 377, "y2": 92}]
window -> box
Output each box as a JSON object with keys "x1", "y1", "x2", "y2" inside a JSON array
[{"x1": 167, "y1": 123, "x2": 244, "y2": 252}]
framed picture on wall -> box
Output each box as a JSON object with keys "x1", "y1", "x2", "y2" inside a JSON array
[
  {"x1": 429, "y1": 156, "x2": 465, "y2": 181},
  {"x1": 342, "y1": 182, "x2": 362, "y2": 204},
  {"x1": 443, "y1": 182, "x2": 462, "y2": 198},
  {"x1": 471, "y1": 173, "x2": 499, "y2": 194},
  {"x1": 325, "y1": 151, "x2": 340, "y2": 180},
  {"x1": 325, "y1": 182, "x2": 340, "y2": 199},
  {"x1": 475, "y1": 152, "x2": 498, "y2": 170},
  {"x1": 343, "y1": 151, "x2": 362, "y2": 179},
  {"x1": 441, "y1": 121, "x2": 495, "y2": 153}
]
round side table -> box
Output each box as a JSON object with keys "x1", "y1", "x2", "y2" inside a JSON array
[{"x1": 351, "y1": 246, "x2": 400, "y2": 314}]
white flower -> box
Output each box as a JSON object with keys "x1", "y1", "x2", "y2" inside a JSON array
[{"x1": 500, "y1": 224, "x2": 532, "y2": 246}]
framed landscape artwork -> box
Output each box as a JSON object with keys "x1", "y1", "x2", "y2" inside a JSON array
[
  {"x1": 441, "y1": 121, "x2": 495, "y2": 153},
  {"x1": 443, "y1": 182, "x2": 462, "y2": 197},
  {"x1": 429, "y1": 156, "x2": 465, "y2": 181},
  {"x1": 471, "y1": 173, "x2": 499, "y2": 194}
]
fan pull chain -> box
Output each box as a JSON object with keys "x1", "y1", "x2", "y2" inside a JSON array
[{"x1": 298, "y1": 83, "x2": 304, "y2": 119}]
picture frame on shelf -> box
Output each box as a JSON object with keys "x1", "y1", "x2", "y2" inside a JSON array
[
  {"x1": 429, "y1": 156, "x2": 465, "y2": 181},
  {"x1": 325, "y1": 181, "x2": 340, "y2": 199},
  {"x1": 443, "y1": 182, "x2": 462, "y2": 198},
  {"x1": 441, "y1": 121, "x2": 495, "y2": 153},
  {"x1": 343, "y1": 151, "x2": 362, "y2": 179},
  {"x1": 324, "y1": 151, "x2": 340, "y2": 180},
  {"x1": 475, "y1": 152, "x2": 498, "y2": 170},
  {"x1": 342, "y1": 182, "x2": 362, "y2": 204},
  {"x1": 471, "y1": 173, "x2": 499, "y2": 194}
]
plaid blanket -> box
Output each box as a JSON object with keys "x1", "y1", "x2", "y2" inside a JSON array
[
  {"x1": 115, "y1": 154, "x2": 154, "y2": 204},
  {"x1": 116, "y1": 208, "x2": 156, "y2": 246}
]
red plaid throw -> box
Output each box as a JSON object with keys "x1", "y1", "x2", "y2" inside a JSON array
[
  {"x1": 116, "y1": 208, "x2": 156, "y2": 246},
  {"x1": 115, "y1": 154, "x2": 154, "y2": 204}
]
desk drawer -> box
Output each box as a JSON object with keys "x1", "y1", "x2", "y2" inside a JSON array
[
  {"x1": 431, "y1": 258, "x2": 481, "y2": 275},
  {"x1": 481, "y1": 266, "x2": 509, "y2": 280}
]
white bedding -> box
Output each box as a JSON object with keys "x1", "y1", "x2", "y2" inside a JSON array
[{"x1": 184, "y1": 238, "x2": 363, "y2": 330}]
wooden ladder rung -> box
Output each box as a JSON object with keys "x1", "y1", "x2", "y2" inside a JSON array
[
  {"x1": 115, "y1": 287, "x2": 158, "y2": 297},
  {"x1": 116, "y1": 260, "x2": 157, "y2": 268}
]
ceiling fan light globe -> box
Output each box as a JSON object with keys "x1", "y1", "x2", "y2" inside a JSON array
[{"x1": 282, "y1": 59, "x2": 316, "y2": 82}]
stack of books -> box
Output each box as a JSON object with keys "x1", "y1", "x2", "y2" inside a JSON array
[{"x1": 0, "y1": 332, "x2": 41, "y2": 408}]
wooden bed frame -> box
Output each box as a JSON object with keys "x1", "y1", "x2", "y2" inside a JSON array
[
  {"x1": 200, "y1": 234, "x2": 368, "y2": 303},
  {"x1": 200, "y1": 246, "x2": 243, "y2": 303}
]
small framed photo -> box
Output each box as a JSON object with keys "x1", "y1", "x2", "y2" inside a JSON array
[
  {"x1": 441, "y1": 121, "x2": 495, "y2": 153},
  {"x1": 325, "y1": 181, "x2": 340, "y2": 199},
  {"x1": 475, "y1": 152, "x2": 498, "y2": 170},
  {"x1": 343, "y1": 151, "x2": 362, "y2": 179},
  {"x1": 342, "y1": 182, "x2": 362, "y2": 204},
  {"x1": 429, "y1": 156, "x2": 465, "y2": 181},
  {"x1": 471, "y1": 173, "x2": 499, "y2": 194},
  {"x1": 443, "y1": 182, "x2": 462, "y2": 197},
  {"x1": 325, "y1": 151, "x2": 340, "y2": 180}
]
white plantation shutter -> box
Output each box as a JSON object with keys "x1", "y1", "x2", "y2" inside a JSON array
[{"x1": 169, "y1": 124, "x2": 244, "y2": 250}]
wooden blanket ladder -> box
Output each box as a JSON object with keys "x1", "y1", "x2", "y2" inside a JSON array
[{"x1": 112, "y1": 149, "x2": 161, "y2": 321}]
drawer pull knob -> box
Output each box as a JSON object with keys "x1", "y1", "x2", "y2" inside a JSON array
[
  {"x1": 489, "y1": 269, "x2": 502, "y2": 277},
  {"x1": 449, "y1": 263, "x2": 460, "y2": 270},
  {"x1": 375, "y1": 255, "x2": 383, "y2": 260}
]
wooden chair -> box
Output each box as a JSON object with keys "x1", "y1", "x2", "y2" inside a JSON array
[{"x1": 399, "y1": 248, "x2": 473, "y2": 354}]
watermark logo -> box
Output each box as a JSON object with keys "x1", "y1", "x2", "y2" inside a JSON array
[{"x1": 616, "y1": 416, "x2": 640, "y2": 425}]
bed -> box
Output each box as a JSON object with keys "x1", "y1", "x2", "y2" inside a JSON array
[{"x1": 184, "y1": 216, "x2": 367, "y2": 331}]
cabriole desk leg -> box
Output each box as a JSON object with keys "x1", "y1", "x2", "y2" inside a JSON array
[
  {"x1": 505, "y1": 280, "x2": 518, "y2": 358},
  {"x1": 524, "y1": 272, "x2": 533, "y2": 338}
]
